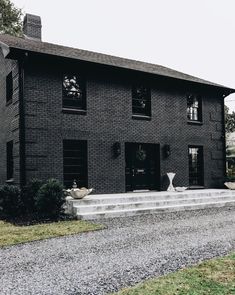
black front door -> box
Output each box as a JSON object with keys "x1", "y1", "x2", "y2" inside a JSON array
[{"x1": 125, "y1": 143, "x2": 160, "y2": 191}]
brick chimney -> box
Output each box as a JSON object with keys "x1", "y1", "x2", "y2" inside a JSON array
[{"x1": 23, "y1": 14, "x2": 42, "y2": 41}]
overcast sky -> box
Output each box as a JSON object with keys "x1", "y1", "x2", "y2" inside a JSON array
[{"x1": 11, "y1": 0, "x2": 235, "y2": 112}]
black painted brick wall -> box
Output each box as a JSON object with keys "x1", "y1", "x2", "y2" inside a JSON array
[
  {"x1": 21, "y1": 57, "x2": 226, "y2": 193},
  {"x1": 0, "y1": 52, "x2": 20, "y2": 185}
]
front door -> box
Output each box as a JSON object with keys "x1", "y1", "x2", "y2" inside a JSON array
[{"x1": 125, "y1": 143, "x2": 160, "y2": 191}]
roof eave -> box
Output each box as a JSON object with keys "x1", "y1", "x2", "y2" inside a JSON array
[
  {"x1": 0, "y1": 41, "x2": 10, "y2": 58},
  {"x1": 4, "y1": 45, "x2": 235, "y2": 94}
]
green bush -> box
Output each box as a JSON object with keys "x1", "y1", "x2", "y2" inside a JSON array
[
  {"x1": 0, "y1": 185, "x2": 21, "y2": 217},
  {"x1": 35, "y1": 179, "x2": 65, "y2": 219},
  {"x1": 21, "y1": 179, "x2": 44, "y2": 214}
]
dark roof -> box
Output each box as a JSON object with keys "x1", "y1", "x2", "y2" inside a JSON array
[{"x1": 0, "y1": 33, "x2": 234, "y2": 92}]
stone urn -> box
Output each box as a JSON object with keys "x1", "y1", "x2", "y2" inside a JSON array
[
  {"x1": 224, "y1": 182, "x2": 235, "y2": 190},
  {"x1": 66, "y1": 188, "x2": 93, "y2": 199}
]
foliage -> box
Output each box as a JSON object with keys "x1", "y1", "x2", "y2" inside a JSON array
[
  {"x1": 35, "y1": 179, "x2": 65, "y2": 219},
  {"x1": 225, "y1": 105, "x2": 235, "y2": 134},
  {"x1": 0, "y1": 0, "x2": 23, "y2": 36},
  {"x1": 0, "y1": 220, "x2": 104, "y2": 247},
  {"x1": 0, "y1": 184, "x2": 21, "y2": 217},
  {"x1": 21, "y1": 179, "x2": 44, "y2": 214}
]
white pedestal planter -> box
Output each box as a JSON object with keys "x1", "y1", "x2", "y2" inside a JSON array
[{"x1": 167, "y1": 172, "x2": 175, "y2": 192}]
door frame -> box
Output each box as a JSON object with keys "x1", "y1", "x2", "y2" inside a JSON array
[{"x1": 125, "y1": 142, "x2": 161, "y2": 192}]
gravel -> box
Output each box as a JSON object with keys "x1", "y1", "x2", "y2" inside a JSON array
[{"x1": 0, "y1": 207, "x2": 235, "y2": 295}]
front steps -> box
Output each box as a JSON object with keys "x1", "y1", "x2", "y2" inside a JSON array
[{"x1": 65, "y1": 189, "x2": 235, "y2": 220}]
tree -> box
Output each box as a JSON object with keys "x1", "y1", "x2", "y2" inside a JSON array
[
  {"x1": 0, "y1": 0, "x2": 23, "y2": 37},
  {"x1": 225, "y1": 105, "x2": 235, "y2": 134}
]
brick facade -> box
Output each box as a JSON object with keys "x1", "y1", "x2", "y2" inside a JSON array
[
  {"x1": 0, "y1": 55, "x2": 222, "y2": 193},
  {"x1": 0, "y1": 51, "x2": 20, "y2": 185}
]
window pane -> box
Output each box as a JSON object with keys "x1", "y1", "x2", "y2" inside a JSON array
[
  {"x1": 7, "y1": 141, "x2": 13, "y2": 179},
  {"x1": 63, "y1": 75, "x2": 86, "y2": 110},
  {"x1": 132, "y1": 84, "x2": 151, "y2": 116},
  {"x1": 188, "y1": 146, "x2": 203, "y2": 186},
  {"x1": 6, "y1": 72, "x2": 13, "y2": 103},
  {"x1": 63, "y1": 140, "x2": 88, "y2": 188},
  {"x1": 187, "y1": 94, "x2": 201, "y2": 121}
]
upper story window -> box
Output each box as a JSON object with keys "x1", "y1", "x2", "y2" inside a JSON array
[
  {"x1": 132, "y1": 84, "x2": 151, "y2": 118},
  {"x1": 6, "y1": 72, "x2": 13, "y2": 104},
  {"x1": 187, "y1": 94, "x2": 202, "y2": 122},
  {"x1": 62, "y1": 74, "x2": 86, "y2": 111}
]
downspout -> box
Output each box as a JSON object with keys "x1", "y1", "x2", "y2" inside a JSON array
[
  {"x1": 222, "y1": 96, "x2": 226, "y2": 180},
  {"x1": 19, "y1": 52, "x2": 28, "y2": 187},
  {"x1": 222, "y1": 91, "x2": 233, "y2": 182}
]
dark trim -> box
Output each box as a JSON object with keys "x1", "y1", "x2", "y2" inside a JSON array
[
  {"x1": 19, "y1": 54, "x2": 27, "y2": 187},
  {"x1": 62, "y1": 108, "x2": 87, "y2": 115},
  {"x1": 132, "y1": 114, "x2": 151, "y2": 121},
  {"x1": 187, "y1": 120, "x2": 203, "y2": 125}
]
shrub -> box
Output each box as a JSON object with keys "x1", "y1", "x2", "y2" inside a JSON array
[
  {"x1": 0, "y1": 185, "x2": 21, "y2": 217},
  {"x1": 35, "y1": 179, "x2": 65, "y2": 219},
  {"x1": 21, "y1": 179, "x2": 44, "y2": 214}
]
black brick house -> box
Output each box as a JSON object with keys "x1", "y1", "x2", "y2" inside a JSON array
[{"x1": 0, "y1": 14, "x2": 234, "y2": 193}]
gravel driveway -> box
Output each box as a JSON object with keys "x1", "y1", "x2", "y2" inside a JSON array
[{"x1": 1, "y1": 207, "x2": 235, "y2": 295}]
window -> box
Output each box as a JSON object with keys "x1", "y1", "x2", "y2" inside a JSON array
[
  {"x1": 188, "y1": 146, "x2": 204, "y2": 186},
  {"x1": 132, "y1": 84, "x2": 151, "y2": 117},
  {"x1": 63, "y1": 140, "x2": 88, "y2": 188},
  {"x1": 6, "y1": 72, "x2": 13, "y2": 103},
  {"x1": 187, "y1": 94, "x2": 202, "y2": 122},
  {"x1": 62, "y1": 74, "x2": 86, "y2": 110},
  {"x1": 7, "y1": 141, "x2": 13, "y2": 180}
]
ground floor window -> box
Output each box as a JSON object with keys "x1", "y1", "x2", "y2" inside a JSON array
[
  {"x1": 6, "y1": 141, "x2": 13, "y2": 180},
  {"x1": 63, "y1": 140, "x2": 88, "y2": 188},
  {"x1": 188, "y1": 146, "x2": 204, "y2": 186}
]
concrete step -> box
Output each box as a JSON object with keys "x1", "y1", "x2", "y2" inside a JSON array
[
  {"x1": 65, "y1": 189, "x2": 235, "y2": 220},
  {"x1": 73, "y1": 195, "x2": 235, "y2": 214},
  {"x1": 69, "y1": 189, "x2": 235, "y2": 206},
  {"x1": 76, "y1": 200, "x2": 235, "y2": 220}
]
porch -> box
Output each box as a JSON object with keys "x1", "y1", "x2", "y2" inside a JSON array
[{"x1": 66, "y1": 189, "x2": 235, "y2": 220}]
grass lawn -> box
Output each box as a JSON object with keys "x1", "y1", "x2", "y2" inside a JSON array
[
  {"x1": 114, "y1": 253, "x2": 235, "y2": 295},
  {"x1": 0, "y1": 219, "x2": 104, "y2": 247}
]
